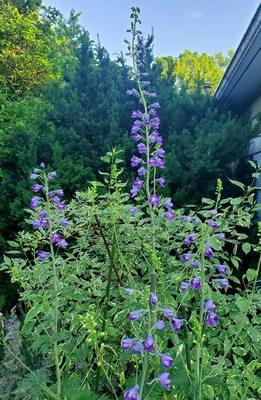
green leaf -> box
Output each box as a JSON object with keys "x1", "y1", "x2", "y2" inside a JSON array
[
  {"x1": 236, "y1": 297, "x2": 250, "y2": 313},
  {"x1": 229, "y1": 179, "x2": 245, "y2": 190},
  {"x1": 242, "y1": 242, "x2": 251, "y2": 254},
  {"x1": 246, "y1": 268, "x2": 257, "y2": 282}
]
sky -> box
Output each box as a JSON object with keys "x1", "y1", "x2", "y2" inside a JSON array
[{"x1": 43, "y1": 0, "x2": 260, "y2": 58}]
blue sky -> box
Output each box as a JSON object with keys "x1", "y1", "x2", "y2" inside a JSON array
[{"x1": 43, "y1": 0, "x2": 260, "y2": 58}]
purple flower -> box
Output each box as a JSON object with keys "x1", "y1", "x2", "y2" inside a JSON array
[
  {"x1": 149, "y1": 102, "x2": 160, "y2": 109},
  {"x1": 171, "y1": 318, "x2": 184, "y2": 333},
  {"x1": 216, "y1": 233, "x2": 225, "y2": 241},
  {"x1": 184, "y1": 234, "x2": 196, "y2": 246},
  {"x1": 129, "y1": 310, "x2": 144, "y2": 321},
  {"x1": 180, "y1": 281, "x2": 190, "y2": 293},
  {"x1": 206, "y1": 312, "x2": 219, "y2": 326},
  {"x1": 61, "y1": 218, "x2": 69, "y2": 227},
  {"x1": 41, "y1": 219, "x2": 50, "y2": 229},
  {"x1": 31, "y1": 184, "x2": 42, "y2": 193},
  {"x1": 149, "y1": 108, "x2": 157, "y2": 116},
  {"x1": 137, "y1": 167, "x2": 146, "y2": 176},
  {"x1": 51, "y1": 232, "x2": 62, "y2": 244},
  {"x1": 124, "y1": 386, "x2": 140, "y2": 400},
  {"x1": 217, "y1": 265, "x2": 227, "y2": 275},
  {"x1": 130, "y1": 206, "x2": 138, "y2": 216},
  {"x1": 32, "y1": 219, "x2": 42, "y2": 229},
  {"x1": 131, "y1": 110, "x2": 143, "y2": 119},
  {"x1": 219, "y1": 278, "x2": 228, "y2": 289},
  {"x1": 126, "y1": 88, "x2": 139, "y2": 96},
  {"x1": 192, "y1": 260, "x2": 200, "y2": 269},
  {"x1": 29, "y1": 173, "x2": 38, "y2": 180},
  {"x1": 57, "y1": 239, "x2": 68, "y2": 249},
  {"x1": 153, "y1": 372, "x2": 171, "y2": 391},
  {"x1": 40, "y1": 162, "x2": 45, "y2": 169},
  {"x1": 160, "y1": 354, "x2": 173, "y2": 368},
  {"x1": 134, "y1": 178, "x2": 143, "y2": 189},
  {"x1": 55, "y1": 189, "x2": 64, "y2": 197},
  {"x1": 157, "y1": 148, "x2": 165, "y2": 158},
  {"x1": 150, "y1": 292, "x2": 158, "y2": 306},
  {"x1": 39, "y1": 210, "x2": 47, "y2": 219},
  {"x1": 164, "y1": 210, "x2": 175, "y2": 221},
  {"x1": 210, "y1": 220, "x2": 218, "y2": 230},
  {"x1": 211, "y1": 209, "x2": 219, "y2": 216},
  {"x1": 121, "y1": 338, "x2": 133, "y2": 350},
  {"x1": 204, "y1": 300, "x2": 216, "y2": 311},
  {"x1": 153, "y1": 320, "x2": 165, "y2": 330},
  {"x1": 183, "y1": 215, "x2": 190, "y2": 222},
  {"x1": 137, "y1": 143, "x2": 147, "y2": 154},
  {"x1": 190, "y1": 277, "x2": 202, "y2": 291},
  {"x1": 205, "y1": 245, "x2": 213, "y2": 259},
  {"x1": 157, "y1": 177, "x2": 165, "y2": 187},
  {"x1": 132, "y1": 341, "x2": 143, "y2": 354},
  {"x1": 162, "y1": 308, "x2": 174, "y2": 320},
  {"x1": 130, "y1": 186, "x2": 138, "y2": 198},
  {"x1": 165, "y1": 198, "x2": 173, "y2": 209},
  {"x1": 148, "y1": 194, "x2": 160, "y2": 207},
  {"x1": 57, "y1": 202, "x2": 66, "y2": 211},
  {"x1": 37, "y1": 250, "x2": 48, "y2": 262},
  {"x1": 30, "y1": 196, "x2": 40, "y2": 210},
  {"x1": 132, "y1": 133, "x2": 142, "y2": 142},
  {"x1": 131, "y1": 156, "x2": 142, "y2": 167},
  {"x1": 47, "y1": 171, "x2": 57, "y2": 181},
  {"x1": 125, "y1": 288, "x2": 135, "y2": 295},
  {"x1": 144, "y1": 334, "x2": 155, "y2": 352},
  {"x1": 182, "y1": 252, "x2": 192, "y2": 262}
]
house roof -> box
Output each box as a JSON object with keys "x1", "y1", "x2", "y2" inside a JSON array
[{"x1": 214, "y1": 4, "x2": 261, "y2": 112}]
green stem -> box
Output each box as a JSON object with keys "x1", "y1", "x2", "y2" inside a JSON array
[{"x1": 181, "y1": 305, "x2": 192, "y2": 374}]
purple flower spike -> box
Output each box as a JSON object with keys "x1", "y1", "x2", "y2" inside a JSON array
[
  {"x1": 30, "y1": 196, "x2": 40, "y2": 210},
  {"x1": 150, "y1": 292, "x2": 158, "y2": 306},
  {"x1": 148, "y1": 193, "x2": 160, "y2": 207},
  {"x1": 182, "y1": 252, "x2": 192, "y2": 262},
  {"x1": 180, "y1": 281, "x2": 190, "y2": 293},
  {"x1": 206, "y1": 312, "x2": 219, "y2": 326},
  {"x1": 161, "y1": 354, "x2": 173, "y2": 368},
  {"x1": 171, "y1": 318, "x2": 184, "y2": 333},
  {"x1": 190, "y1": 276, "x2": 202, "y2": 291},
  {"x1": 164, "y1": 210, "x2": 175, "y2": 221},
  {"x1": 121, "y1": 338, "x2": 133, "y2": 350},
  {"x1": 129, "y1": 310, "x2": 143, "y2": 321},
  {"x1": 184, "y1": 234, "x2": 196, "y2": 246},
  {"x1": 31, "y1": 184, "x2": 43, "y2": 193},
  {"x1": 153, "y1": 320, "x2": 165, "y2": 330},
  {"x1": 124, "y1": 385, "x2": 140, "y2": 400},
  {"x1": 219, "y1": 278, "x2": 228, "y2": 289},
  {"x1": 204, "y1": 300, "x2": 216, "y2": 311},
  {"x1": 37, "y1": 250, "x2": 48, "y2": 262},
  {"x1": 217, "y1": 265, "x2": 227, "y2": 275},
  {"x1": 144, "y1": 334, "x2": 155, "y2": 352},
  {"x1": 192, "y1": 260, "x2": 200, "y2": 269},
  {"x1": 153, "y1": 372, "x2": 171, "y2": 391}
]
